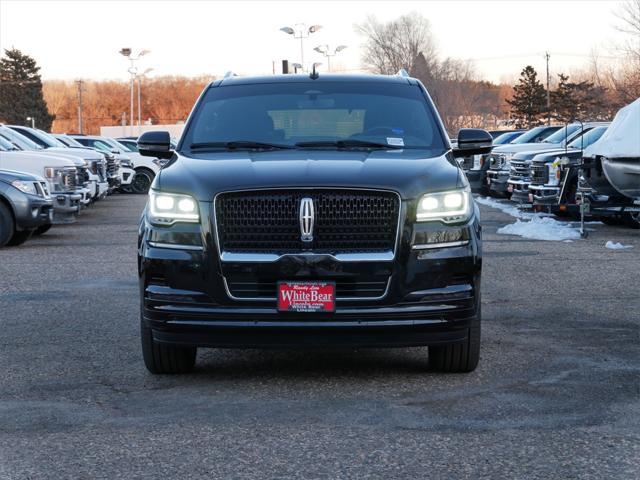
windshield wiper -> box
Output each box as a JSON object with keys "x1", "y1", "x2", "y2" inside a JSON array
[
  {"x1": 295, "y1": 139, "x2": 404, "y2": 150},
  {"x1": 189, "y1": 141, "x2": 294, "y2": 151}
]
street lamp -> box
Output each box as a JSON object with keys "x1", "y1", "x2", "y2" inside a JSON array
[
  {"x1": 136, "y1": 68, "x2": 154, "y2": 127},
  {"x1": 313, "y1": 44, "x2": 347, "y2": 72},
  {"x1": 119, "y1": 48, "x2": 150, "y2": 135},
  {"x1": 279, "y1": 23, "x2": 322, "y2": 71},
  {"x1": 26, "y1": 117, "x2": 35, "y2": 129}
]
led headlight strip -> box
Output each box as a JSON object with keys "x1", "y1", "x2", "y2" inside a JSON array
[{"x1": 149, "y1": 190, "x2": 200, "y2": 224}]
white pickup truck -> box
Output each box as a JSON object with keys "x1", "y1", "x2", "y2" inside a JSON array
[
  {"x1": 2, "y1": 125, "x2": 108, "y2": 203},
  {"x1": 0, "y1": 136, "x2": 81, "y2": 224}
]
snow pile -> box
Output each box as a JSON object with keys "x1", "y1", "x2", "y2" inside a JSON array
[
  {"x1": 497, "y1": 216, "x2": 582, "y2": 241},
  {"x1": 584, "y1": 98, "x2": 640, "y2": 159},
  {"x1": 475, "y1": 196, "x2": 526, "y2": 219},
  {"x1": 605, "y1": 241, "x2": 634, "y2": 250}
]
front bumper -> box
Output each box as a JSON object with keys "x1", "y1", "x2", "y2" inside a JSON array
[
  {"x1": 10, "y1": 193, "x2": 53, "y2": 231},
  {"x1": 487, "y1": 170, "x2": 509, "y2": 194},
  {"x1": 507, "y1": 179, "x2": 531, "y2": 204},
  {"x1": 51, "y1": 192, "x2": 81, "y2": 224},
  {"x1": 139, "y1": 201, "x2": 482, "y2": 348},
  {"x1": 530, "y1": 185, "x2": 561, "y2": 205}
]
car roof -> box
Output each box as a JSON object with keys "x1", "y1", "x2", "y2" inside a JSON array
[{"x1": 213, "y1": 73, "x2": 414, "y2": 88}]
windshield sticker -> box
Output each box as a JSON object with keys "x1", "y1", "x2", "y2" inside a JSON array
[{"x1": 387, "y1": 137, "x2": 404, "y2": 147}]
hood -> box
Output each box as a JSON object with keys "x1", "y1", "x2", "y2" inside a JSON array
[
  {"x1": 0, "y1": 150, "x2": 76, "y2": 168},
  {"x1": 513, "y1": 147, "x2": 579, "y2": 162},
  {"x1": 0, "y1": 168, "x2": 46, "y2": 183},
  {"x1": 492, "y1": 143, "x2": 561, "y2": 155},
  {"x1": 45, "y1": 146, "x2": 104, "y2": 161},
  {"x1": 157, "y1": 149, "x2": 461, "y2": 201},
  {"x1": 531, "y1": 148, "x2": 583, "y2": 164}
]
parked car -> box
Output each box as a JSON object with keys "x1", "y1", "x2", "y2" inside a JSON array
[
  {"x1": 508, "y1": 124, "x2": 609, "y2": 205},
  {"x1": 0, "y1": 169, "x2": 53, "y2": 247},
  {"x1": 0, "y1": 136, "x2": 80, "y2": 224},
  {"x1": 492, "y1": 130, "x2": 525, "y2": 145},
  {"x1": 2, "y1": 125, "x2": 107, "y2": 203},
  {"x1": 523, "y1": 125, "x2": 609, "y2": 211},
  {"x1": 54, "y1": 134, "x2": 134, "y2": 194},
  {"x1": 136, "y1": 72, "x2": 493, "y2": 374},
  {"x1": 578, "y1": 99, "x2": 640, "y2": 228},
  {"x1": 486, "y1": 124, "x2": 590, "y2": 197},
  {"x1": 71, "y1": 135, "x2": 160, "y2": 193},
  {"x1": 465, "y1": 126, "x2": 558, "y2": 193}
]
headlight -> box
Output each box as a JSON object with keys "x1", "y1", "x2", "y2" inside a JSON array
[
  {"x1": 11, "y1": 180, "x2": 38, "y2": 195},
  {"x1": 152, "y1": 158, "x2": 169, "y2": 168},
  {"x1": 119, "y1": 159, "x2": 133, "y2": 168},
  {"x1": 149, "y1": 191, "x2": 199, "y2": 224},
  {"x1": 416, "y1": 187, "x2": 472, "y2": 223}
]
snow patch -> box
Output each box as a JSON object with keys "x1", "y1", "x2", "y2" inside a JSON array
[
  {"x1": 475, "y1": 196, "x2": 526, "y2": 219},
  {"x1": 496, "y1": 216, "x2": 582, "y2": 241},
  {"x1": 605, "y1": 241, "x2": 633, "y2": 250}
]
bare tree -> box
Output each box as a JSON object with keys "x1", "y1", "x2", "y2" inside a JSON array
[{"x1": 355, "y1": 13, "x2": 438, "y2": 76}]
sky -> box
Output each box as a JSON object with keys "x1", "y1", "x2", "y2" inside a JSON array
[{"x1": 0, "y1": 0, "x2": 630, "y2": 84}]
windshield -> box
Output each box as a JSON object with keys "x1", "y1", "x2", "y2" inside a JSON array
[
  {"x1": 493, "y1": 131, "x2": 522, "y2": 145},
  {"x1": 117, "y1": 139, "x2": 138, "y2": 152},
  {"x1": 0, "y1": 127, "x2": 42, "y2": 150},
  {"x1": 57, "y1": 135, "x2": 85, "y2": 148},
  {"x1": 511, "y1": 127, "x2": 549, "y2": 144},
  {"x1": 567, "y1": 126, "x2": 607, "y2": 149},
  {"x1": 542, "y1": 124, "x2": 581, "y2": 144},
  {"x1": 181, "y1": 81, "x2": 447, "y2": 152},
  {"x1": 0, "y1": 136, "x2": 16, "y2": 151},
  {"x1": 103, "y1": 138, "x2": 131, "y2": 152}
]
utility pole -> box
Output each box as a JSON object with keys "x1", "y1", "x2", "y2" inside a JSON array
[
  {"x1": 545, "y1": 52, "x2": 551, "y2": 126},
  {"x1": 76, "y1": 80, "x2": 84, "y2": 134}
]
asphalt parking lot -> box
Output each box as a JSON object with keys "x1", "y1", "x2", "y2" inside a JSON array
[{"x1": 0, "y1": 194, "x2": 638, "y2": 479}]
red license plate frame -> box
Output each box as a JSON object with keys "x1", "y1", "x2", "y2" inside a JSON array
[{"x1": 277, "y1": 281, "x2": 336, "y2": 313}]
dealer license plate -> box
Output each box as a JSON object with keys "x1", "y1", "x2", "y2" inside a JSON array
[{"x1": 277, "y1": 282, "x2": 336, "y2": 313}]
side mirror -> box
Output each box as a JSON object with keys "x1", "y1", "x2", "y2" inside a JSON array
[
  {"x1": 453, "y1": 128, "x2": 493, "y2": 157},
  {"x1": 138, "y1": 131, "x2": 173, "y2": 159}
]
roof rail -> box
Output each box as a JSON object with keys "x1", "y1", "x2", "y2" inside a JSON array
[
  {"x1": 396, "y1": 69, "x2": 409, "y2": 78},
  {"x1": 223, "y1": 71, "x2": 237, "y2": 79}
]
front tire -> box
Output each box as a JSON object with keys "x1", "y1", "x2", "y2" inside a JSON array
[
  {"x1": 429, "y1": 316, "x2": 481, "y2": 373},
  {"x1": 623, "y1": 212, "x2": 640, "y2": 229},
  {"x1": 132, "y1": 169, "x2": 155, "y2": 194},
  {"x1": 141, "y1": 320, "x2": 196, "y2": 374},
  {"x1": 0, "y1": 202, "x2": 15, "y2": 248}
]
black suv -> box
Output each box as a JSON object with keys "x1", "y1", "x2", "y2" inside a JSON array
[{"x1": 137, "y1": 73, "x2": 492, "y2": 374}]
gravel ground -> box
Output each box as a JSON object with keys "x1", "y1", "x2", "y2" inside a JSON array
[{"x1": 0, "y1": 193, "x2": 638, "y2": 479}]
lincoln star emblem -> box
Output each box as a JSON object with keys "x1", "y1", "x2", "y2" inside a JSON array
[{"x1": 299, "y1": 197, "x2": 314, "y2": 242}]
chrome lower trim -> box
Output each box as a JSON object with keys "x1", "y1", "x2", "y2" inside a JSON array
[
  {"x1": 412, "y1": 240, "x2": 469, "y2": 250},
  {"x1": 220, "y1": 250, "x2": 395, "y2": 263},
  {"x1": 148, "y1": 241, "x2": 204, "y2": 251},
  {"x1": 223, "y1": 277, "x2": 392, "y2": 302}
]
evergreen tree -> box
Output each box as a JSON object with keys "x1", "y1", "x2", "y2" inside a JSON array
[
  {"x1": 551, "y1": 73, "x2": 609, "y2": 122},
  {"x1": 0, "y1": 48, "x2": 54, "y2": 130},
  {"x1": 507, "y1": 66, "x2": 547, "y2": 128}
]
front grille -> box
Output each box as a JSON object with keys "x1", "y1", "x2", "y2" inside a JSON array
[
  {"x1": 106, "y1": 158, "x2": 118, "y2": 177},
  {"x1": 61, "y1": 168, "x2": 77, "y2": 191},
  {"x1": 509, "y1": 160, "x2": 530, "y2": 179},
  {"x1": 215, "y1": 189, "x2": 400, "y2": 254},
  {"x1": 530, "y1": 164, "x2": 548, "y2": 185},
  {"x1": 77, "y1": 166, "x2": 90, "y2": 186},
  {"x1": 226, "y1": 277, "x2": 390, "y2": 300}
]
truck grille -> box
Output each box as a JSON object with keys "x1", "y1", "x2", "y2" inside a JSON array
[
  {"x1": 106, "y1": 157, "x2": 118, "y2": 177},
  {"x1": 509, "y1": 160, "x2": 530, "y2": 179},
  {"x1": 530, "y1": 164, "x2": 548, "y2": 185},
  {"x1": 215, "y1": 189, "x2": 400, "y2": 254},
  {"x1": 226, "y1": 276, "x2": 390, "y2": 300},
  {"x1": 61, "y1": 168, "x2": 77, "y2": 191}
]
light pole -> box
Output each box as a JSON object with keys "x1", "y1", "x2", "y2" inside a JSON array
[
  {"x1": 136, "y1": 68, "x2": 154, "y2": 127},
  {"x1": 313, "y1": 45, "x2": 347, "y2": 72},
  {"x1": 280, "y1": 24, "x2": 322, "y2": 71},
  {"x1": 291, "y1": 63, "x2": 303, "y2": 74},
  {"x1": 119, "y1": 48, "x2": 150, "y2": 135},
  {"x1": 26, "y1": 117, "x2": 35, "y2": 128}
]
